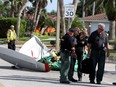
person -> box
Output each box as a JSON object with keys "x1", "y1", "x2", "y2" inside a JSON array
[
  {"x1": 68, "y1": 27, "x2": 80, "y2": 82},
  {"x1": 60, "y1": 28, "x2": 76, "y2": 84},
  {"x1": 7, "y1": 25, "x2": 17, "y2": 50},
  {"x1": 75, "y1": 29, "x2": 88, "y2": 81},
  {"x1": 87, "y1": 23, "x2": 110, "y2": 84}
]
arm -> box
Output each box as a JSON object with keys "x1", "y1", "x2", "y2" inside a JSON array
[
  {"x1": 106, "y1": 43, "x2": 110, "y2": 57},
  {"x1": 87, "y1": 43, "x2": 91, "y2": 58}
]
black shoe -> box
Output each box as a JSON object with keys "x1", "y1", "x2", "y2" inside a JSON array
[
  {"x1": 97, "y1": 81, "x2": 101, "y2": 84},
  {"x1": 113, "y1": 82, "x2": 116, "y2": 85},
  {"x1": 60, "y1": 81, "x2": 70, "y2": 84},
  {"x1": 90, "y1": 80, "x2": 95, "y2": 84},
  {"x1": 69, "y1": 78, "x2": 77, "y2": 82}
]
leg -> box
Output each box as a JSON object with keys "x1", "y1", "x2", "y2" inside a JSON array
[
  {"x1": 76, "y1": 51, "x2": 83, "y2": 81},
  {"x1": 89, "y1": 50, "x2": 98, "y2": 83},
  {"x1": 96, "y1": 50, "x2": 105, "y2": 84},
  {"x1": 11, "y1": 40, "x2": 16, "y2": 50},
  {"x1": 60, "y1": 52, "x2": 71, "y2": 82},
  {"x1": 68, "y1": 57, "x2": 77, "y2": 82},
  {"x1": 8, "y1": 41, "x2": 12, "y2": 49}
]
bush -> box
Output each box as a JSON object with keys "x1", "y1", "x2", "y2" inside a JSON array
[{"x1": 0, "y1": 18, "x2": 26, "y2": 38}]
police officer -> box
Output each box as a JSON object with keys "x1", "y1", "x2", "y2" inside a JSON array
[
  {"x1": 75, "y1": 29, "x2": 88, "y2": 81},
  {"x1": 7, "y1": 25, "x2": 17, "y2": 50},
  {"x1": 68, "y1": 27, "x2": 80, "y2": 82},
  {"x1": 60, "y1": 28, "x2": 76, "y2": 84},
  {"x1": 87, "y1": 23, "x2": 109, "y2": 84}
]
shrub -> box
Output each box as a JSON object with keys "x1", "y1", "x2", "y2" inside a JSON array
[{"x1": 0, "y1": 18, "x2": 26, "y2": 38}]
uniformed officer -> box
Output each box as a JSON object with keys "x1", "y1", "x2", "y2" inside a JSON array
[
  {"x1": 87, "y1": 23, "x2": 109, "y2": 84},
  {"x1": 60, "y1": 28, "x2": 76, "y2": 84},
  {"x1": 68, "y1": 27, "x2": 80, "y2": 82},
  {"x1": 7, "y1": 25, "x2": 17, "y2": 50},
  {"x1": 75, "y1": 29, "x2": 88, "y2": 81}
]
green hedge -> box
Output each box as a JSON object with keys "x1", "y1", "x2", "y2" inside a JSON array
[{"x1": 0, "y1": 18, "x2": 26, "y2": 38}]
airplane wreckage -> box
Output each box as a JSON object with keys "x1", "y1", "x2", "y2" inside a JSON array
[
  {"x1": 0, "y1": 35, "x2": 86, "y2": 72},
  {"x1": 0, "y1": 36, "x2": 60, "y2": 72}
]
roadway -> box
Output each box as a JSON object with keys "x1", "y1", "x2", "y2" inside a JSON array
[{"x1": 0, "y1": 45, "x2": 116, "y2": 87}]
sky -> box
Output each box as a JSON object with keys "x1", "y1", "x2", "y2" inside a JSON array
[{"x1": 46, "y1": 0, "x2": 72, "y2": 12}]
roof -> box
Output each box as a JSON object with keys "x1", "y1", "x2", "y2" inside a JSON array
[{"x1": 81, "y1": 13, "x2": 108, "y2": 20}]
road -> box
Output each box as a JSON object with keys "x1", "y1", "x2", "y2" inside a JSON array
[
  {"x1": 0, "y1": 45, "x2": 116, "y2": 87},
  {"x1": 0, "y1": 58, "x2": 116, "y2": 87}
]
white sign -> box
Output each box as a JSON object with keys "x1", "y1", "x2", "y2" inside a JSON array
[{"x1": 64, "y1": 5, "x2": 75, "y2": 18}]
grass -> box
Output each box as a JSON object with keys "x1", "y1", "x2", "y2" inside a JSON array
[
  {"x1": 1, "y1": 36, "x2": 116, "y2": 57},
  {"x1": 110, "y1": 49, "x2": 116, "y2": 56}
]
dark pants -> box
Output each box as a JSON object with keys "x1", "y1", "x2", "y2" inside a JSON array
[
  {"x1": 68, "y1": 56, "x2": 76, "y2": 79},
  {"x1": 89, "y1": 50, "x2": 106, "y2": 82},
  {"x1": 68, "y1": 48, "x2": 83, "y2": 80},
  {"x1": 76, "y1": 48, "x2": 83, "y2": 79},
  {"x1": 60, "y1": 51, "x2": 71, "y2": 82},
  {"x1": 8, "y1": 40, "x2": 16, "y2": 50}
]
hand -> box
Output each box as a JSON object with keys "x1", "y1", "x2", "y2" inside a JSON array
[
  {"x1": 106, "y1": 51, "x2": 110, "y2": 57},
  {"x1": 71, "y1": 52, "x2": 77, "y2": 59},
  {"x1": 7, "y1": 40, "x2": 10, "y2": 43},
  {"x1": 87, "y1": 53, "x2": 90, "y2": 58}
]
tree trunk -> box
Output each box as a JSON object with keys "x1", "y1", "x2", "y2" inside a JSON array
[
  {"x1": 109, "y1": 21, "x2": 115, "y2": 40},
  {"x1": 10, "y1": 0, "x2": 14, "y2": 17},
  {"x1": 68, "y1": 0, "x2": 78, "y2": 28},
  {"x1": 17, "y1": 3, "x2": 27, "y2": 37},
  {"x1": 35, "y1": 8, "x2": 42, "y2": 31},
  {"x1": 92, "y1": 1, "x2": 95, "y2": 16},
  {"x1": 32, "y1": 1, "x2": 39, "y2": 31},
  {"x1": 58, "y1": 0, "x2": 66, "y2": 35},
  {"x1": 82, "y1": 0, "x2": 85, "y2": 17}
]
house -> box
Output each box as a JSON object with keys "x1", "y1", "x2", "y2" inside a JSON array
[{"x1": 81, "y1": 13, "x2": 110, "y2": 34}]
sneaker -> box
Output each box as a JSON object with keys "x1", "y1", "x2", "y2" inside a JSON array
[
  {"x1": 69, "y1": 78, "x2": 77, "y2": 82},
  {"x1": 90, "y1": 80, "x2": 95, "y2": 84},
  {"x1": 60, "y1": 81, "x2": 70, "y2": 84}
]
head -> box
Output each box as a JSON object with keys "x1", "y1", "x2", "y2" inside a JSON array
[
  {"x1": 68, "y1": 28, "x2": 75, "y2": 36},
  {"x1": 10, "y1": 25, "x2": 14, "y2": 30},
  {"x1": 97, "y1": 23, "x2": 105, "y2": 34},
  {"x1": 74, "y1": 27, "x2": 80, "y2": 36}
]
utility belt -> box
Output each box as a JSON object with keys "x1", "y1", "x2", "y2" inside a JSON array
[
  {"x1": 92, "y1": 47, "x2": 105, "y2": 51},
  {"x1": 61, "y1": 49, "x2": 71, "y2": 53}
]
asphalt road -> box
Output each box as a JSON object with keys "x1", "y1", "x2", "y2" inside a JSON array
[
  {"x1": 0, "y1": 45, "x2": 116, "y2": 87},
  {"x1": 0, "y1": 58, "x2": 116, "y2": 87}
]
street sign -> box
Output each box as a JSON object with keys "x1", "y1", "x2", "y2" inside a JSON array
[{"x1": 64, "y1": 5, "x2": 75, "y2": 18}]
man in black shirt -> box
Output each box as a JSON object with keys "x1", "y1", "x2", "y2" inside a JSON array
[
  {"x1": 87, "y1": 23, "x2": 109, "y2": 84},
  {"x1": 60, "y1": 28, "x2": 76, "y2": 84},
  {"x1": 68, "y1": 27, "x2": 80, "y2": 82}
]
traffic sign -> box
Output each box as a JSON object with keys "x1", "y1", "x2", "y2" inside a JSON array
[{"x1": 64, "y1": 5, "x2": 75, "y2": 18}]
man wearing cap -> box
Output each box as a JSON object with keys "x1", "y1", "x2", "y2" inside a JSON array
[
  {"x1": 60, "y1": 28, "x2": 76, "y2": 84},
  {"x1": 87, "y1": 23, "x2": 109, "y2": 84},
  {"x1": 7, "y1": 25, "x2": 17, "y2": 50}
]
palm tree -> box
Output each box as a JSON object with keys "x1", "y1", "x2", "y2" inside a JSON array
[
  {"x1": 32, "y1": 0, "x2": 50, "y2": 31},
  {"x1": 68, "y1": 0, "x2": 78, "y2": 29},
  {"x1": 85, "y1": 0, "x2": 116, "y2": 40},
  {"x1": 58, "y1": 0, "x2": 66, "y2": 35}
]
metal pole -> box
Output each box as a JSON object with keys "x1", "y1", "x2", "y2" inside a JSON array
[{"x1": 56, "y1": 0, "x2": 60, "y2": 51}]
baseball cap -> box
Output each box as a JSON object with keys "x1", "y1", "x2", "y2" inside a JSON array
[{"x1": 69, "y1": 28, "x2": 76, "y2": 32}]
